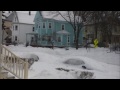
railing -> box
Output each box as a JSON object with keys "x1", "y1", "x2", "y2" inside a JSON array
[{"x1": 0, "y1": 45, "x2": 28, "y2": 79}]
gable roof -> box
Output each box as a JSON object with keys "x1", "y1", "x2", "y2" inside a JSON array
[
  {"x1": 41, "y1": 11, "x2": 67, "y2": 21},
  {"x1": 40, "y1": 11, "x2": 82, "y2": 23},
  {"x1": 16, "y1": 12, "x2": 35, "y2": 24}
]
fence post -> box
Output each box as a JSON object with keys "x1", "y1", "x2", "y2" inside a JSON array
[{"x1": 24, "y1": 59, "x2": 28, "y2": 79}]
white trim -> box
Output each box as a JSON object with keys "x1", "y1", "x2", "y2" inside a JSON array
[{"x1": 61, "y1": 24, "x2": 65, "y2": 30}]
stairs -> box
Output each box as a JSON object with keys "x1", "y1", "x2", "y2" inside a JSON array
[{"x1": 0, "y1": 69, "x2": 15, "y2": 79}]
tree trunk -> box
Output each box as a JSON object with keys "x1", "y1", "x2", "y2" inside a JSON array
[
  {"x1": 95, "y1": 24, "x2": 98, "y2": 39},
  {"x1": 76, "y1": 38, "x2": 79, "y2": 50}
]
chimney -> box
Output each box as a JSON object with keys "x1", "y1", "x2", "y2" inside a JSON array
[{"x1": 29, "y1": 11, "x2": 31, "y2": 15}]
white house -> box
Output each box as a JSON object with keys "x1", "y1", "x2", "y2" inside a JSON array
[{"x1": 7, "y1": 11, "x2": 36, "y2": 44}]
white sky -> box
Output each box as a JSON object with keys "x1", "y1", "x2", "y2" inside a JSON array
[
  {"x1": 5, "y1": 11, "x2": 37, "y2": 14},
  {"x1": 17, "y1": 11, "x2": 37, "y2": 14}
]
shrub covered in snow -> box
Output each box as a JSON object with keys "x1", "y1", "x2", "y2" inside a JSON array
[
  {"x1": 64, "y1": 59, "x2": 85, "y2": 65},
  {"x1": 76, "y1": 71, "x2": 94, "y2": 79}
]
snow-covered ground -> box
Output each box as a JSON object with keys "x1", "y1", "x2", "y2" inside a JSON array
[{"x1": 6, "y1": 45, "x2": 120, "y2": 79}]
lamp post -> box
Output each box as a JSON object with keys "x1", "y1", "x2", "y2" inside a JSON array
[{"x1": 0, "y1": 11, "x2": 2, "y2": 79}]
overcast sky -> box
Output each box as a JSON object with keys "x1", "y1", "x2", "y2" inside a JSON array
[
  {"x1": 5, "y1": 11, "x2": 37, "y2": 14},
  {"x1": 17, "y1": 11, "x2": 37, "y2": 14}
]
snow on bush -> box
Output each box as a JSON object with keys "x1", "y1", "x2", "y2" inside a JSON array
[
  {"x1": 76, "y1": 71, "x2": 94, "y2": 79},
  {"x1": 64, "y1": 59, "x2": 85, "y2": 65}
]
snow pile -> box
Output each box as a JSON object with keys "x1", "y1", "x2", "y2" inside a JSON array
[{"x1": 6, "y1": 45, "x2": 120, "y2": 79}]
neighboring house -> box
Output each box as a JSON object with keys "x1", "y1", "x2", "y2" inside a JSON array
[
  {"x1": 33, "y1": 11, "x2": 84, "y2": 47},
  {"x1": 84, "y1": 23, "x2": 120, "y2": 45},
  {"x1": 7, "y1": 11, "x2": 35, "y2": 44},
  {"x1": 2, "y1": 12, "x2": 13, "y2": 44}
]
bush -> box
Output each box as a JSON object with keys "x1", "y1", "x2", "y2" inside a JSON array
[{"x1": 78, "y1": 71, "x2": 94, "y2": 79}]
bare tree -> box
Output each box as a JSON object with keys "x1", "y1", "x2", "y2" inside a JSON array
[
  {"x1": 49, "y1": 11, "x2": 91, "y2": 50},
  {"x1": 90, "y1": 11, "x2": 120, "y2": 44}
]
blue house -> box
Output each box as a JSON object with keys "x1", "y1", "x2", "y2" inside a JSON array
[{"x1": 32, "y1": 11, "x2": 84, "y2": 47}]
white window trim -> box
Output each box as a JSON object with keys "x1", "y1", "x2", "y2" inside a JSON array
[{"x1": 61, "y1": 24, "x2": 65, "y2": 30}]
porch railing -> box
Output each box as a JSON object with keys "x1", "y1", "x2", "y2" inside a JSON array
[{"x1": 0, "y1": 45, "x2": 28, "y2": 79}]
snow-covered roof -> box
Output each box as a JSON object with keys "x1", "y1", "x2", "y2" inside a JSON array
[
  {"x1": 42, "y1": 11, "x2": 67, "y2": 21},
  {"x1": 2, "y1": 12, "x2": 12, "y2": 20},
  {"x1": 41, "y1": 11, "x2": 82, "y2": 23},
  {"x1": 16, "y1": 12, "x2": 35, "y2": 24},
  {"x1": 56, "y1": 30, "x2": 70, "y2": 35}
]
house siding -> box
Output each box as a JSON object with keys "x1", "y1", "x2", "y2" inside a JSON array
[{"x1": 34, "y1": 11, "x2": 84, "y2": 47}]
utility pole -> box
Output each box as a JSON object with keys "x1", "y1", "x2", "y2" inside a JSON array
[{"x1": 0, "y1": 11, "x2": 2, "y2": 79}]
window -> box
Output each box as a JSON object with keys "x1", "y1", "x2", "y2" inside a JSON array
[
  {"x1": 58, "y1": 37, "x2": 61, "y2": 42},
  {"x1": 15, "y1": 36, "x2": 17, "y2": 41},
  {"x1": 49, "y1": 23, "x2": 52, "y2": 29},
  {"x1": 33, "y1": 27, "x2": 34, "y2": 32},
  {"x1": 15, "y1": 25, "x2": 18, "y2": 30},
  {"x1": 68, "y1": 36, "x2": 70, "y2": 43},
  {"x1": 42, "y1": 36, "x2": 45, "y2": 41},
  {"x1": 43, "y1": 23, "x2": 46, "y2": 29},
  {"x1": 48, "y1": 36, "x2": 51, "y2": 42},
  {"x1": 62, "y1": 24, "x2": 65, "y2": 30},
  {"x1": 39, "y1": 24, "x2": 41, "y2": 28}
]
